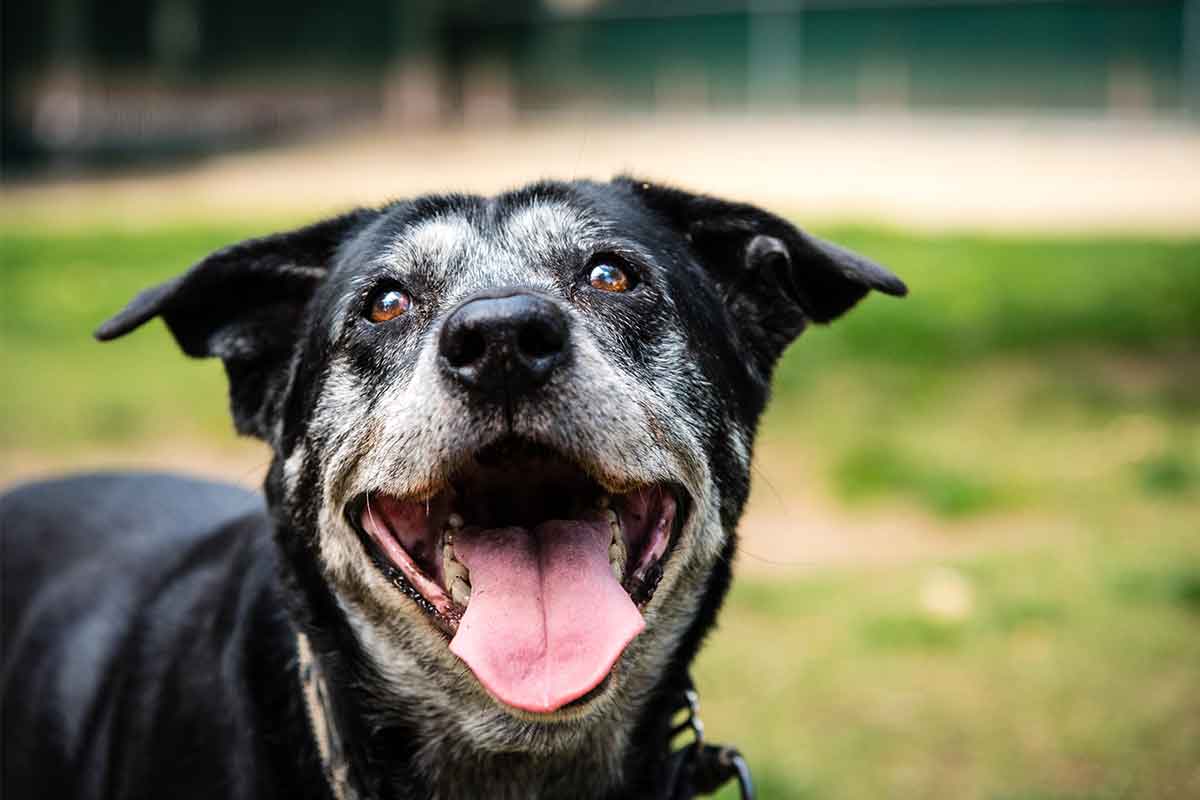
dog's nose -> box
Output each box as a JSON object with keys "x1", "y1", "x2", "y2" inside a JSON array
[{"x1": 439, "y1": 291, "x2": 569, "y2": 400}]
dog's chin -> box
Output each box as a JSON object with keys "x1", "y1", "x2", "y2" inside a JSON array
[{"x1": 344, "y1": 438, "x2": 689, "y2": 717}]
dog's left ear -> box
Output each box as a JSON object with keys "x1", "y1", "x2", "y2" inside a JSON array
[
  {"x1": 95, "y1": 209, "x2": 378, "y2": 439},
  {"x1": 621, "y1": 178, "x2": 906, "y2": 367}
]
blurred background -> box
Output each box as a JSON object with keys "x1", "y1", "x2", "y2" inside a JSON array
[{"x1": 2, "y1": 1, "x2": 1199, "y2": 797}]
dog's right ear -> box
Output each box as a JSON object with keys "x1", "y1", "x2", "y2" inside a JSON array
[
  {"x1": 619, "y1": 178, "x2": 906, "y2": 371},
  {"x1": 95, "y1": 209, "x2": 378, "y2": 439}
]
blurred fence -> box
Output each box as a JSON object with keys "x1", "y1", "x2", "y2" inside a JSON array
[{"x1": 3, "y1": 0, "x2": 1196, "y2": 172}]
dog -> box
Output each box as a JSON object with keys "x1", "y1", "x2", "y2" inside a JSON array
[{"x1": 1, "y1": 178, "x2": 905, "y2": 799}]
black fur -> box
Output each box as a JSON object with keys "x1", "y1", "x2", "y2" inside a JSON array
[{"x1": 2, "y1": 179, "x2": 904, "y2": 799}]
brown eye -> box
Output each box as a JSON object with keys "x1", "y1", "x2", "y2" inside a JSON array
[
  {"x1": 588, "y1": 262, "x2": 633, "y2": 293},
  {"x1": 368, "y1": 288, "x2": 412, "y2": 323}
]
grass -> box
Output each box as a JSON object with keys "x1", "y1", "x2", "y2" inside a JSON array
[
  {"x1": 833, "y1": 441, "x2": 1005, "y2": 517},
  {"x1": 3, "y1": 221, "x2": 1198, "y2": 453},
  {"x1": 777, "y1": 227, "x2": 1200, "y2": 369},
  {"x1": 1, "y1": 223, "x2": 265, "y2": 449},
  {"x1": 701, "y1": 519, "x2": 1200, "y2": 799},
  {"x1": 3, "y1": 218, "x2": 1199, "y2": 797},
  {"x1": 1133, "y1": 450, "x2": 1200, "y2": 497}
]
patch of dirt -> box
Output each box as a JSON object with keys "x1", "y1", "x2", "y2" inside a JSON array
[
  {"x1": 735, "y1": 501, "x2": 1062, "y2": 577},
  {"x1": 732, "y1": 440, "x2": 1065, "y2": 576},
  {"x1": 0, "y1": 440, "x2": 270, "y2": 492}
]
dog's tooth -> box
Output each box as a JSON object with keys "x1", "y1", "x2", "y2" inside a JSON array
[
  {"x1": 609, "y1": 537, "x2": 626, "y2": 582},
  {"x1": 443, "y1": 541, "x2": 472, "y2": 588},
  {"x1": 609, "y1": 539, "x2": 623, "y2": 563},
  {"x1": 605, "y1": 508, "x2": 619, "y2": 527},
  {"x1": 444, "y1": 545, "x2": 469, "y2": 586},
  {"x1": 448, "y1": 513, "x2": 464, "y2": 529},
  {"x1": 606, "y1": 509, "x2": 622, "y2": 552},
  {"x1": 450, "y1": 577, "x2": 472, "y2": 605}
]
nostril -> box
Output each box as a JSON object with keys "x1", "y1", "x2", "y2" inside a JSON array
[
  {"x1": 446, "y1": 327, "x2": 487, "y2": 369},
  {"x1": 517, "y1": 319, "x2": 565, "y2": 360}
]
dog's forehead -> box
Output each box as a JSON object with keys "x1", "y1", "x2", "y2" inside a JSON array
[
  {"x1": 390, "y1": 214, "x2": 479, "y2": 266},
  {"x1": 499, "y1": 199, "x2": 597, "y2": 254},
  {"x1": 374, "y1": 197, "x2": 601, "y2": 295}
]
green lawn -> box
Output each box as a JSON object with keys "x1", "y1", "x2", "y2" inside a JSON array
[
  {"x1": 3, "y1": 219, "x2": 1199, "y2": 797},
  {"x1": 703, "y1": 521, "x2": 1200, "y2": 799},
  {"x1": 3, "y1": 221, "x2": 1198, "y2": 451}
]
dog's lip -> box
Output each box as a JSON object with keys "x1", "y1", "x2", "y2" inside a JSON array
[{"x1": 348, "y1": 495, "x2": 463, "y2": 635}]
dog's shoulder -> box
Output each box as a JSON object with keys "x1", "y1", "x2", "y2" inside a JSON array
[
  {"x1": 1, "y1": 473, "x2": 309, "y2": 799},
  {"x1": 2, "y1": 471, "x2": 267, "y2": 608},
  {"x1": 2, "y1": 470, "x2": 263, "y2": 537}
]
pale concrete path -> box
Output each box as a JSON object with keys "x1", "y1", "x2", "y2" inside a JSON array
[{"x1": 4, "y1": 113, "x2": 1199, "y2": 233}]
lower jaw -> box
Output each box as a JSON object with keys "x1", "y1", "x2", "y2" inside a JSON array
[
  {"x1": 347, "y1": 489, "x2": 685, "y2": 714},
  {"x1": 347, "y1": 535, "x2": 630, "y2": 716}
]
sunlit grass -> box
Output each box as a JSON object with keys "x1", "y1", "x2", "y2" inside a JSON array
[
  {"x1": 700, "y1": 519, "x2": 1200, "y2": 799},
  {"x1": 3, "y1": 221, "x2": 1197, "y2": 454}
]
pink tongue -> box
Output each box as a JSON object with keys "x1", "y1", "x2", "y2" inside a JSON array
[{"x1": 448, "y1": 519, "x2": 644, "y2": 713}]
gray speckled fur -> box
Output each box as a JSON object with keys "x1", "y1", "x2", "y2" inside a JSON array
[{"x1": 293, "y1": 200, "x2": 723, "y2": 797}]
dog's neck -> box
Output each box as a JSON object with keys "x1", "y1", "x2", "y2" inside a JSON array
[
  {"x1": 295, "y1": 631, "x2": 684, "y2": 800},
  {"x1": 412, "y1": 717, "x2": 635, "y2": 800}
]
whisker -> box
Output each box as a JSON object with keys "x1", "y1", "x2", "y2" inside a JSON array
[{"x1": 366, "y1": 493, "x2": 378, "y2": 531}]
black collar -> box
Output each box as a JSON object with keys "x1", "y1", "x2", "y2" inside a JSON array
[
  {"x1": 659, "y1": 677, "x2": 755, "y2": 800},
  {"x1": 296, "y1": 632, "x2": 754, "y2": 800}
]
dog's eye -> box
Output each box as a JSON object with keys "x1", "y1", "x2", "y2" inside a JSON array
[
  {"x1": 367, "y1": 288, "x2": 412, "y2": 323},
  {"x1": 588, "y1": 261, "x2": 635, "y2": 293}
]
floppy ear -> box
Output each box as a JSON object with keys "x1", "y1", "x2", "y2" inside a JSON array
[
  {"x1": 620, "y1": 178, "x2": 906, "y2": 367},
  {"x1": 95, "y1": 209, "x2": 378, "y2": 439}
]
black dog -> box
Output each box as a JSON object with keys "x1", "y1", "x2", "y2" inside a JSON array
[{"x1": 1, "y1": 178, "x2": 905, "y2": 799}]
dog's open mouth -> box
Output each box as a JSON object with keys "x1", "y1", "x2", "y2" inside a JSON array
[{"x1": 347, "y1": 439, "x2": 686, "y2": 714}]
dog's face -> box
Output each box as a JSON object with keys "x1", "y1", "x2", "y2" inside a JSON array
[{"x1": 99, "y1": 179, "x2": 904, "y2": 773}]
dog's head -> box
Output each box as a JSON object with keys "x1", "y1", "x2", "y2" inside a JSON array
[{"x1": 99, "y1": 178, "x2": 904, "y2": 775}]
